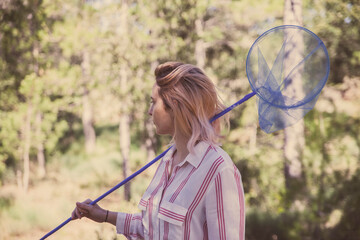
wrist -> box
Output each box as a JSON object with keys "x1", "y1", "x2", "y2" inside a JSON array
[{"x1": 104, "y1": 209, "x2": 109, "y2": 223}]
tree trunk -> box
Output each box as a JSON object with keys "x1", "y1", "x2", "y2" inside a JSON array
[
  {"x1": 29, "y1": 9, "x2": 46, "y2": 178},
  {"x1": 119, "y1": 66, "x2": 131, "y2": 201},
  {"x1": 117, "y1": 0, "x2": 132, "y2": 201},
  {"x1": 284, "y1": 0, "x2": 303, "y2": 26},
  {"x1": 36, "y1": 111, "x2": 46, "y2": 178},
  {"x1": 283, "y1": 0, "x2": 306, "y2": 204},
  {"x1": 22, "y1": 103, "x2": 33, "y2": 192},
  {"x1": 119, "y1": 113, "x2": 131, "y2": 201},
  {"x1": 81, "y1": 51, "x2": 96, "y2": 153},
  {"x1": 195, "y1": 18, "x2": 206, "y2": 69}
]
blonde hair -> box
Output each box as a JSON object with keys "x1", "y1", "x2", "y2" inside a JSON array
[{"x1": 154, "y1": 62, "x2": 227, "y2": 153}]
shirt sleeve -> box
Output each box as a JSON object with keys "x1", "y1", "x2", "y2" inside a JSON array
[
  {"x1": 205, "y1": 166, "x2": 245, "y2": 240},
  {"x1": 116, "y1": 212, "x2": 144, "y2": 240}
]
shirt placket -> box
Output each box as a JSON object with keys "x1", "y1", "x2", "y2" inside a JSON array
[{"x1": 153, "y1": 160, "x2": 170, "y2": 239}]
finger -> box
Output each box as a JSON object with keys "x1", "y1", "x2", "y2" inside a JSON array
[
  {"x1": 76, "y1": 204, "x2": 89, "y2": 214},
  {"x1": 77, "y1": 202, "x2": 92, "y2": 212},
  {"x1": 81, "y1": 199, "x2": 93, "y2": 209},
  {"x1": 71, "y1": 210, "x2": 77, "y2": 220},
  {"x1": 75, "y1": 207, "x2": 83, "y2": 219},
  {"x1": 84, "y1": 199, "x2": 98, "y2": 209}
]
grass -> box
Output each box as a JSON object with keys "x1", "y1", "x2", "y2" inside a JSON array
[{"x1": 0, "y1": 124, "x2": 157, "y2": 240}]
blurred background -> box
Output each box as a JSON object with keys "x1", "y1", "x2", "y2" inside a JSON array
[{"x1": 0, "y1": 0, "x2": 359, "y2": 239}]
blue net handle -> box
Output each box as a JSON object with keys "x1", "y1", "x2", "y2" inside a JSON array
[{"x1": 39, "y1": 91, "x2": 256, "y2": 240}]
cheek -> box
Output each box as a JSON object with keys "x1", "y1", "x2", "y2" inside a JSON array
[
  {"x1": 152, "y1": 106, "x2": 163, "y2": 124},
  {"x1": 153, "y1": 106, "x2": 174, "y2": 133}
]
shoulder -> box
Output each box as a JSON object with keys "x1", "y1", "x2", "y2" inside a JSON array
[
  {"x1": 212, "y1": 145, "x2": 233, "y2": 163},
  {"x1": 200, "y1": 143, "x2": 236, "y2": 174}
]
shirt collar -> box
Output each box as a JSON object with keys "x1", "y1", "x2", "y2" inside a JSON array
[
  {"x1": 185, "y1": 141, "x2": 212, "y2": 168},
  {"x1": 162, "y1": 145, "x2": 176, "y2": 163},
  {"x1": 162, "y1": 141, "x2": 213, "y2": 169}
]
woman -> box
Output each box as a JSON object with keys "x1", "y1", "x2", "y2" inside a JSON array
[{"x1": 72, "y1": 62, "x2": 245, "y2": 239}]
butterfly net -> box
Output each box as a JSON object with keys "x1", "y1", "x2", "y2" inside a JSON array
[{"x1": 246, "y1": 25, "x2": 330, "y2": 133}]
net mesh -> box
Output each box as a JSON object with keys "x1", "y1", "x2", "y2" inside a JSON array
[{"x1": 246, "y1": 25, "x2": 330, "y2": 133}]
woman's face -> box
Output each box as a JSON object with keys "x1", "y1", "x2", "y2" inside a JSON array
[{"x1": 148, "y1": 84, "x2": 174, "y2": 136}]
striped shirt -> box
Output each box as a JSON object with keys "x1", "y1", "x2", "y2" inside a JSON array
[{"x1": 116, "y1": 141, "x2": 245, "y2": 240}]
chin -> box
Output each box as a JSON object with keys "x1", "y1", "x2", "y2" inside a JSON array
[
  {"x1": 156, "y1": 129, "x2": 166, "y2": 135},
  {"x1": 155, "y1": 128, "x2": 172, "y2": 136}
]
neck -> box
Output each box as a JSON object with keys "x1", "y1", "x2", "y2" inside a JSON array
[{"x1": 173, "y1": 134, "x2": 189, "y2": 166}]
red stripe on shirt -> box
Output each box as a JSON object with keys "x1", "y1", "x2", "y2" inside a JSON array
[
  {"x1": 159, "y1": 207, "x2": 185, "y2": 222},
  {"x1": 163, "y1": 222, "x2": 169, "y2": 240},
  {"x1": 215, "y1": 174, "x2": 226, "y2": 240},
  {"x1": 166, "y1": 166, "x2": 179, "y2": 187},
  {"x1": 184, "y1": 156, "x2": 224, "y2": 240},
  {"x1": 139, "y1": 199, "x2": 148, "y2": 208},
  {"x1": 169, "y1": 167, "x2": 196, "y2": 203},
  {"x1": 234, "y1": 164, "x2": 245, "y2": 239},
  {"x1": 170, "y1": 146, "x2": 212, "y2": 203},
  {"x1": 124, "y1": 213, "x2": 132, "y2": 236},
  {"x1": 132, "y1": 215, "x2": 142, "y2": 221},
  {"x1": 148, "y1": 167, "x2": 167, "y2": 239}
]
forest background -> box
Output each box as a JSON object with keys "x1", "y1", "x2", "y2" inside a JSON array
[{"x1": 0, "y1": 0, "x2": 359, "y2": 239}]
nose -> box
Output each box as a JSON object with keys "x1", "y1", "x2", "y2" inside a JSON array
[{"x1": 148, "y1": 105, "x2": 153, "y2": 116}]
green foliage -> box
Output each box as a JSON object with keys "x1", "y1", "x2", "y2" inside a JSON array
[
  {"x1": 246, "y1": 209, "x2": 303, "y2": 240},
  {"x1": 307, "y1": 0, "x2": 360, "y2": 82},
  {"x1": 0, "y1": 0, "x2": 359, "y2": 239},
  {"x1": 326, "y1": 168, "x2": 360, "y2": 240}
]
